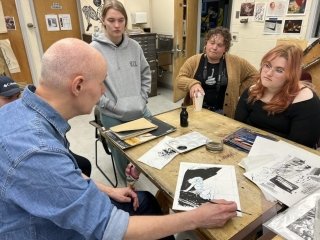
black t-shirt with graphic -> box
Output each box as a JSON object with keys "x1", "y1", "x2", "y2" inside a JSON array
[{"x1": 194, "y1": 54, "x2": 228, "y2": 110}]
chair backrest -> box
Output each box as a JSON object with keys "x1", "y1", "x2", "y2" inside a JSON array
[{"x1": 93, "y1": 106, "x2": 112, "y2": 155}]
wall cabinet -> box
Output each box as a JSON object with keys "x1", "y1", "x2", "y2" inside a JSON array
[{"x1": 129, "y1": 33, "x2": 158, "y2": 97}]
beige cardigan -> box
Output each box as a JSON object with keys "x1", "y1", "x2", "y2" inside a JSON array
[{"x1": 177, "y1": 53, "x2": 258, "y2": 118}]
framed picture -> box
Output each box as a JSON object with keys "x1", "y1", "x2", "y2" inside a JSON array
[
  {"x1": 283, "y1": 19, "x2": 303, "y2": 33},
  {"x1": 287, "y1": 0, "x2": 307, "y2": 15}
]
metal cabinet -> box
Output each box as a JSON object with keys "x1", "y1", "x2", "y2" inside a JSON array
[{"x1": 129, "y1": 33, "x2": 157, "y2": 97}]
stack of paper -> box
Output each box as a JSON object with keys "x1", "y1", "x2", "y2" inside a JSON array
[
  {"x1": 110, "y1": 118, "x2": 158, "y2": 140},
  {"x1": 242, "y1": 137, "x2": 320, "y2": 207}
]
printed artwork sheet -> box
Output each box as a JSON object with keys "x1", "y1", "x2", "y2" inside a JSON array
[
  {"x1": 265, "y1": 189, "x2": 320, "y2": 240},
  {"x1": 244, "y1": 151, "x2": 320, "y2": 207},
  {"x1": 138, "y1": 136, "x2": 179, "y2": 169},
  {"x1": 173, "y1": 162, "x2": 242, "y2": 215},
  {"x1": 166, "y1": 131, "x2": 209, "y2": 153}
]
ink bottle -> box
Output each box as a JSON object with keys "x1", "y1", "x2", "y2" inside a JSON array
[{"x1": 180, "y1": 105, "x2": 188, "y2": 127}]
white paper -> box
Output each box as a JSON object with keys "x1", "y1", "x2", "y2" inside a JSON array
[
  {"x1": 166, "y1": 131, "x2": 209, "y2": 153},
  {"x1": 59, "y1": 14, "x2": 72, "y2": 30},
  {"x1": 244, "y1": 150, "x2": 320, "y2": 206},
  {"x1": 138, "y1": 136, "x2": 179, "y2": 169},
  {"x1": 173, "y1": 162, "x2": 242, "y2": 216},
  {"x1": 265, "y1": 189, "x2": 320, "y2": 240},
  {"x1": 0, "y1": 1, "x2": 7, "y2": 33},
  {"x1": 45, "y1": 14, "x2": 60, "y2": 31},
  {"x1": 0, "y1": 39, "x2": 20, "y2": 73}
]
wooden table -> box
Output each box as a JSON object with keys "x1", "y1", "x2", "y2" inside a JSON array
[{"x1": 115, "y1": 108, "x2": 284, "y2": 239}]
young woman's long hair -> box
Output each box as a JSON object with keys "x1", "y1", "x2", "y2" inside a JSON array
[{"x1": 248, "y1": 44, "x2": 303, "y2": 114}]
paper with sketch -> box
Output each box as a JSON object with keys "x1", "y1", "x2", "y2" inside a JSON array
[
  {"x1": 166, "y1": 131, "x2": 208, "y2": 153},
  {"x1": 244, "y1": 152, "x2": 320, "y2": 207},
  {"x1": 264, "y1": 189, "x2": 320, "y2": 240},
  {"x1": 173, "y1": 162, "x2": 242, "y2": 215},
  {"x1": 138, "y1": 136, "x2": 179, "y2": 169}
]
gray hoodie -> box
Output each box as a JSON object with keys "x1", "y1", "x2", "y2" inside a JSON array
[{"x1": 91, "y1": 32, "x2": 151, "y2": 121}]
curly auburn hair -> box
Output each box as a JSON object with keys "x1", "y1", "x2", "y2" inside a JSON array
[
  {"x1": 248, "y1": 44, "x2": 303, "y2": 114},
  {"x1": 204, "y1": 27, "x2": 232, "y2": 52}
]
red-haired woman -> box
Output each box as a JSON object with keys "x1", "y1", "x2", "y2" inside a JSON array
[{"x1": 235, "y1": 44, "x2": 320, "y2": 148}]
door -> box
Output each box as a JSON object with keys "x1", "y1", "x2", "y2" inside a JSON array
[
  {"x1": 0, "y1": 0, "x2": 33, "y2": 84},
  {"x1": 32, "y1": 0, "x2": 81, "y2": 51},
  {"x1": 172, "y1": 0, "x2": 198, "y2": 102}
]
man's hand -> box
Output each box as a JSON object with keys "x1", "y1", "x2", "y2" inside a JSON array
[
  {"x1": 192, "y1": 199, "x2": 237, "y2": 228},
  {"x1": 108, "y1": 187, "x2": 139, "y2": 211},
  {"x1": 189, "y1": 84, "x2": 205, "y2": 99}
]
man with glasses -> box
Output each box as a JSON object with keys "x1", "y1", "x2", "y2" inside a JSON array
[{"x1": 0, "y1": 76, "x2": 21, "y2": 107}]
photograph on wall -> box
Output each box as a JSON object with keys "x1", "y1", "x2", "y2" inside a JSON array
[
  {"x1": 283, "y1": 19, "x2": 302, "y2": 34},
  {"x1": 287, "y1": 0, "x2": 307, "y2": 15},
  {"x1": 266, "y1": 0, "x2": 287, "y2": 17},
  {"x1": 254, "y1": 2, "x2": 267, "y2": 22},
  {"x1": 45, "y1": 14, "x2": 60, "y2": 31},
  {"x1": 4, "y1": 16, "x2": 16, "y2": 30},
  {"x1": 59, "y1": 14, "x2": 72, "y2": 31},
  {"x1": 240, "y1": 2, "x2": 255, "y2": 17},
  {"x1": 263, "y1": 18, "x2": 283, "y2": 34}
]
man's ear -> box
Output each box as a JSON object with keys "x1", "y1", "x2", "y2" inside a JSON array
[{"x1": 71, "y1": 76, "x2": 84, "y2": 96}]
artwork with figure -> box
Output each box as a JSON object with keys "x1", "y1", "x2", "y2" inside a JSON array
[
  {"x1": 254, "y1": 3, "x2": 266, "y2": 22},
  {"x1": 245, "y1": 155, "x2": 320, "y2": 206},
  {"x1": 81, "y1": 0, "x2": 104, "y2": 32},
  {"x1": 283, "y1": 19, "x2": 302, "y2": 33},
  {"x1": 240, "y1": 2, "x2": 255, "y2": 17},
  {"x1": 287, "y1": 0, "x2": 307, "y2": 14},
  {"x1": 287, "y1": 208, "x2": 315, "y2": 240},
  {"x1": 173, "y1": 162, "x2": 241, "y2": 212}
]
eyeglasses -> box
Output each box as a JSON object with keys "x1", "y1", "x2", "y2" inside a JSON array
[{"x1": 262, "y1": 63, "x2": 285, "y2": 75}]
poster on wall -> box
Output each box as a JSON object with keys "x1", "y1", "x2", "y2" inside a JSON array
[
  {"x1": 45, "y1": 14, "x2": 60, "y2": 31},
  {"x1": 264, "y1": 18, "x2": 283, "y2": 34},
  {"x1": 0, "y1": 39, "x2": 21, "y2": 73},
  {"x1": 240, "y1": 2, "x2": 255, "y2": 17},
  {"x1": 5, "y1": 16, "x2": 16, "y2": 30},
  {"x1": 266, "y1": 0, "x2": 287, "y2": 17},
  {"x1": 59, "y1": 14, "x2": 72, "y2": 31},
  {"x1": 80, "y1": 0, "x2": 104, "y2": 33},
  {"x1": 0, "y1": 0, "x2": 7, "y2": 33},
  {"x1": 283, "y1": 19, "x2": 302, "y2": 33},
  {"x1": 254, "y1": 3, "x2": 267, "y2": 22},
  {"x1": 287, "y1": 0, "x2": 307, "y2": 15}
]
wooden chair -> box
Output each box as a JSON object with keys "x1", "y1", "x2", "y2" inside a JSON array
[{"x1": 89, "y1": 107, "x2": 118, "y2": 187}]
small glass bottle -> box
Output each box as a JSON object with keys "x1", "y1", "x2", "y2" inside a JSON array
[{"x1": 180, "y1": 105, "x2": 188, "y2": 127}]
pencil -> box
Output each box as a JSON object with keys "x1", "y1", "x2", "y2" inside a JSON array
[{"x1": 207, "y1": 200, "x2": 252, "y2": 215}]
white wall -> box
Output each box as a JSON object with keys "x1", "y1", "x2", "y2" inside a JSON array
[
  {"x1": 229, "y1": 0, "x2": 318, "y2": 69},
  {"x1": 122, "y1": 0, "x2": 150, "y2": 29},
  {"x1": 150, "y1": 0, "x2": 174, "y2": 35}
]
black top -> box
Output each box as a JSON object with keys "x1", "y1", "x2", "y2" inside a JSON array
[
  {"x1": 194, "y1": 54, "x2": 228, "y2": 110},
  {"x1": 235, "y1": 88, "x2": 320, "y2": 148}
]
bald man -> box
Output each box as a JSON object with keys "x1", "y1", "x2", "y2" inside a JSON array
[{"x1": 0, "y1": 38, "x2": 237, "y2": 240}]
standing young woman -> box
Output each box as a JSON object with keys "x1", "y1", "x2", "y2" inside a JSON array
[
  {"x1": 91, "y1": 0, "x2": 151, "y2": 184},
  {"x1": 235, "y1": 44, "x2": 320, "y2": 148},
  {"x1": 177, "y1": 27, "x2": 258, "y2": 118}
]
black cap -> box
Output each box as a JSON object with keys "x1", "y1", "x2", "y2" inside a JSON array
[{"x1": 0, "y1": 76, "x2": 21, "y2": 97}]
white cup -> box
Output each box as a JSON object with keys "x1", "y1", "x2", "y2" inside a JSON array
[{"x1": 193, "y1": 92, "x2": 204, "y2": 111}]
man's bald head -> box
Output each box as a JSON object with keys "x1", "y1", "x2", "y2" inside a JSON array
[{"x1": 40, "y1": 38, "x2": 106, "y2": 90}]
